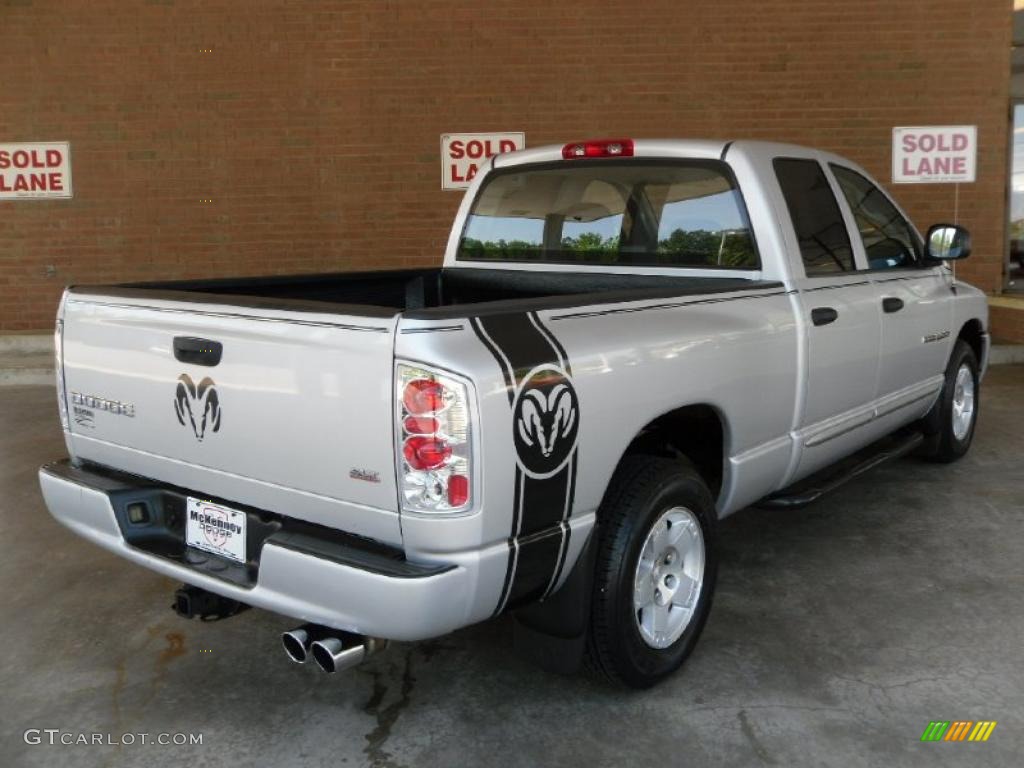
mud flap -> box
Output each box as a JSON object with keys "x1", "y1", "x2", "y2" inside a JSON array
[{"x1": 511, "y1": 527, "x2": 597, "y2": 675}]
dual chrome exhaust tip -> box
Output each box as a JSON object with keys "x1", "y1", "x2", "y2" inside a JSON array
[{"x1": 282, "y1": 624, "x2": 386, "y2": 673}]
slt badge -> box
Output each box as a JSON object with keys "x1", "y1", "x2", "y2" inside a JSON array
[
  {"x1": 174, "y1": 374, "x2": 222, "y2": 442},
  {"x1": 513, "y1": 365, "x2": 579, "y2": 478}
]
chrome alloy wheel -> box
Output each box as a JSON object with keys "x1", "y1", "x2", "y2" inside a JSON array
[
  {"x1": 632, "y1": 506, "x2": 705, "y2": 649},
  {"x1": 951, "y1": 363, "x2": 976, "y2": 441}
]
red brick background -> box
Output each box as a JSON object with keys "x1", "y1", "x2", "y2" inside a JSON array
[
  {"x1": 991, "y1": 303, "x2": 1024, "y2": 341},
  {"x1": 0, "y1": 0, "x2": 1012, "y2": 330}
]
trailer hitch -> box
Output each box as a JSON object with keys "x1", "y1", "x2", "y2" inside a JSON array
[{"x1": 172, "y1": 584, "x2": 248, "y2": 621}]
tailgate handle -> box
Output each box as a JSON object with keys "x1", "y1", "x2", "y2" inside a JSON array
[{"x1": 173, "y1": 337, "x2": 223, "y2": 367}]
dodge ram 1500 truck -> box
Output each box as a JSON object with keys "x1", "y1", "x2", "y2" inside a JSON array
[{"x1": 39, "y1": 139, "x2": 987, "y2": 688}]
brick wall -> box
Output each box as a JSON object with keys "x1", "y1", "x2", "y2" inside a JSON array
[
  {"x1": 0, "y1": 0, "x2": 1012, "y2": 330},
  {"x1": 990, "y1": 300, "x2": 1024, "y2": 342}
]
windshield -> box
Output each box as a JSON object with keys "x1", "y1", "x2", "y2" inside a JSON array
[{"x1": 457, "y1": 160, "x2": 759, "y2": 269}]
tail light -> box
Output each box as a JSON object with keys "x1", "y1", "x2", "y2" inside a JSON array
[
  {"x1": 562, "y1": 138, "x2": 634, "y2": 159},
  {"x1": 396, "y1": 363, "x2": 474, "y2": 514}
]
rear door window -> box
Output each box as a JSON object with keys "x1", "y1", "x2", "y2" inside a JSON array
[{"x1": 773, "y1": 158, "x2": 855, "y2": 275}]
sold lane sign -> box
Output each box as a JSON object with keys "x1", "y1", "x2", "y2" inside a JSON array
[
  {"x1": 0, "y1": 142, "x2": 73, "y2": 199},
  {"x1": 441, "y1": 132, "x2": 524, "y2": 190},
  {"x1": 892, "y1": 126, "x2": 976, "y2": 184}
]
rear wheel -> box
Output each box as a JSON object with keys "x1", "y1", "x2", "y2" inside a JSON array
[
  {"x1": 924, "y1": 340, "x2": 980, "y2": 463},
  {"x1": 586, "y1": 456, "x2": 717, "y2": 688}
]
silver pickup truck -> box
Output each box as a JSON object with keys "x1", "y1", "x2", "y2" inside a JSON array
[{"x1": 39, "y1": 139, "x2": 987, "y2": 688}]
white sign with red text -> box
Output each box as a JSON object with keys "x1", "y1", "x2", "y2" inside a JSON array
[
  {"x1": 892, "y1": 126, "x2": 976, "y2": 184},
  {"x1": 441, "y1": 132, "x2": 525, "y2": 190},
  {"x1": 0, "y1": 142, "x2": 73, "y2": 199}
]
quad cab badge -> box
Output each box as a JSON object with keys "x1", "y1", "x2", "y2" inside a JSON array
[
  {"x1": 513, "y1": 364, "x2": 579, "y2": 478},
  {"x1": 174, "y1": 374, "x2": 222, "y2": 441}
]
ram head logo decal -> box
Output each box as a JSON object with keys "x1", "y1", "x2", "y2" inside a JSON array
[
  {"x1": 518, "y1": 385, "x2": 576, "y2": 458},
  {"x1": 174, "y1": 374, "x2": 222, "y2": 441},
  {"x1": 513, "y1": 366, "x2": 579, "y2": 477}
]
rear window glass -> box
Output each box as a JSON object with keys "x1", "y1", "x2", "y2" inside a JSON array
[{"x1": 457, "y1": 160, "x2": 759, "y2": 269}]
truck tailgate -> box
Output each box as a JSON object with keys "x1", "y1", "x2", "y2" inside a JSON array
[{"x1": 60, "y1": 290, "x2": 403, "y2": 545}]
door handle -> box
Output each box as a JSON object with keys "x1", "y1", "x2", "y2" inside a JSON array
[
  {"x1": 811, "y1": 307, "x2": 839, "y2": 326},
  {"x1": 173, "y1": 337, "x2": 223, "y2": 367},
  {"x1": 882, "y1": 297, "x2": 904, "y2": 314}
]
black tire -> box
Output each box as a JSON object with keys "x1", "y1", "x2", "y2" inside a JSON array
[
  {"x1": 586, "y1": 455, "x2": 718, "y2": 688},
  {"x1": 923, "y1": 339, "x2": 980, "y2": 463}
]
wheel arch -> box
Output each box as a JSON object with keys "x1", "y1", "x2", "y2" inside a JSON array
[
  {"x1": 602, "y1": 403, "x2": 729, "y2": 512},
  {"x1": 955, "y1": 317, "x2": 985, "y2": 369}
]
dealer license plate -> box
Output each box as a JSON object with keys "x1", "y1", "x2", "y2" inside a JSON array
[{"x1": 186, "y1": 497, "x2": 247, "y2": 564}]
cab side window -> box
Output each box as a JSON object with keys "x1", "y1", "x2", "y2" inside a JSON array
[
  {"x1": 773, "y1": 158, "x2": 855, "y2": 275},
  {"x1": 831, "y1": 165, "x2": 923, "y2": 270}
]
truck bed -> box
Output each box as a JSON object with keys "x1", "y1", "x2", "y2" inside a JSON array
[{"x1": 117, "y1": 268, "x2": 782, "y2": 319}]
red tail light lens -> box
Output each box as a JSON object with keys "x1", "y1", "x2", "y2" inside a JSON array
[
  {"x1": 403, "y1": 436, "x2": 451, "y2": 471},
  {"x1": 403, "y1": 379, "x2": 446, "y2": 415},
  {"x1": 447, "y1": 475, "x2": 469, "y2": 507},
  {"x1": 561, "y1": 138, "x2": 634, "y2": 159}
]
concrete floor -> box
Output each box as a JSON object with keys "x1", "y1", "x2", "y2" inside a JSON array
[{"x1": 2, "y1": 367, "x2": 1022, "y2": 768}]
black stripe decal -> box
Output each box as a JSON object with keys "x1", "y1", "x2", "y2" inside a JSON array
[
  {"x1": 66, "y1": 299, "x2": 391, "y2": 332},
  {"x1": 478, "y1": 311, "x2": 560, "y2": 378},
  {"x1": 544, "y1": 451, "x2": 577, "y2": 598},
  {"x1": 493, "y1": 467, "x2": 525, "y2": 614},
  {"x1": 400, "y1": 325, "x2": 465, "y2": 334},
  {"x1": 472, "y1": 310, "x2": 581, "y2": 614},
  {"x1": 529, "y1": 311, "x2": 572, "y2": 374},
  {"x1": 550, "y1": 289, "x2": 790, "y2": 320},
  {"x1": 469, "y1": 317, "x2": 516, "y2": 405}
]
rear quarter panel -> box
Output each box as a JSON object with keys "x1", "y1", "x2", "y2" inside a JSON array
[{"x1": 397, "y1": 286, "x2": 799, "y2": 615}]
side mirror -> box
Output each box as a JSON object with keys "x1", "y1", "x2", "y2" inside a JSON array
[{"x1": 925, "y1": 224, "x2": 972, "y2": 261}]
